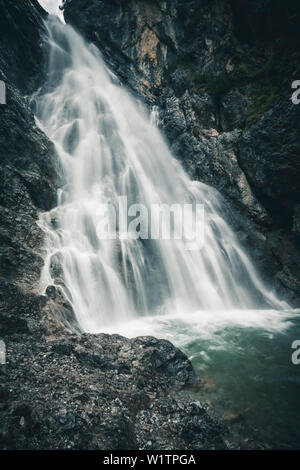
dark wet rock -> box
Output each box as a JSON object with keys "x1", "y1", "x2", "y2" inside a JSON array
[
  {"x1": 0, "y1": 333, "x2": 235, "y2": 450},
  {"x1": 45, "y1": 285, "x2": 80, "y2": 333},
  {"x1": 135, "y1": 396, "x2": 226, "y2": 450},
  {"x1": 0, "y1": 0, "x2": 48, "y2": 94},
  {"x1": 293, "y1": 205, "x2": 300, "y2": 235},
  {"x1": 63, "y1": 0, "x2": 300, "y2": 303},
  {"x1": 238, "y1": 98, "x2": 300, "y2": 228},
  {"x1": 63, "y1": 0, "x2": 182, "y2": 100},
  {"x1": 0, "y1": 0, "x2": 59, "y2": 338}
]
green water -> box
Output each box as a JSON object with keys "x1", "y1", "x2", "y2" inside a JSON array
[
  {"x1": 106, "y1": 308, "x2": 300, "y2": 449},
  {"x1": 183, "y1": 318, "x2": 300, "y2": 449}
]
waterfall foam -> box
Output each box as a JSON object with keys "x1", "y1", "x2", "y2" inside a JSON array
[{"x1": 35, "y1": 17, "x2": 288, "y2": 333}]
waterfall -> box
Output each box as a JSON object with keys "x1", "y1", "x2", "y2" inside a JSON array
[{"x1": 35, "y1": 17, "x2": 286, "y2": 333}]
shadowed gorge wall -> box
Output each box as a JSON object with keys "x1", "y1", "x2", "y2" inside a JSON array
[{"x1": 0, "y1": 0, "x2": 58, "y2": 338}]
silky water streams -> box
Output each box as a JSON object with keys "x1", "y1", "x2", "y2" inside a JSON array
[{"x1": 34, "y1": 14, "x2": 300, "y2": 448}]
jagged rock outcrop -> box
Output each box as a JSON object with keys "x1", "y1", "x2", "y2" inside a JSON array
[
  {"x1": 0, "y1": 0, "x2": 59, "y2": 338},
  {"x1": 1, "y1": 333, "x2": 233, "y2": 450},
  {"x1": 63, "y1": 0, "x2": 300, "y2": 304}
]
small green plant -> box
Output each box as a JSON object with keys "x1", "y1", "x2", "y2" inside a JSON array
[
  {"x1": 247, "y1": 86, "x2": 278, "y2": 125},
  {"x1": 167, "y1": 49, "x2": 287, "y2": 125}
]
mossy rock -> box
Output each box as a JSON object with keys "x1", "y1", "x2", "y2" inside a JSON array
[{"x1": 246, "y1": 86, "x2": 278, "y2": 126}]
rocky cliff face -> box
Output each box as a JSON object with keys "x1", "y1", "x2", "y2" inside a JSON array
[
  {"x1": 0, "y1": 0, "x2": 58, "y2": 339},
  {"x1": 63, "y1": 0, "x2": 300, "y2": 304},
  {"x1": 1, "y1": 0, "x2": 299, "y2": 451},
  {"x1": 0, "y1": 0, "x2": 240, "y2": 450}
]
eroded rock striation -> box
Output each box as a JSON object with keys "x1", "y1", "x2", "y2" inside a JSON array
[{"x1": 0, "y1": 0, "x2": 58, "y2": 339}]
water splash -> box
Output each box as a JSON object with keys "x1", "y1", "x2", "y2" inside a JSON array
[
  {"x1": 150, "y1": 105, "x2": 160, "y2": 127},
  {"x1": 38, "y1": 0, "x2": 65, "y2": 22},
  {"x1": 35, "y1": 17, "x2": 287, "y2": 333}
]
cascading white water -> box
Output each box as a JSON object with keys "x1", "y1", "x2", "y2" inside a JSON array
[{"x1": 35, "y1": 17, "x2": 287, "y2": 333}]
